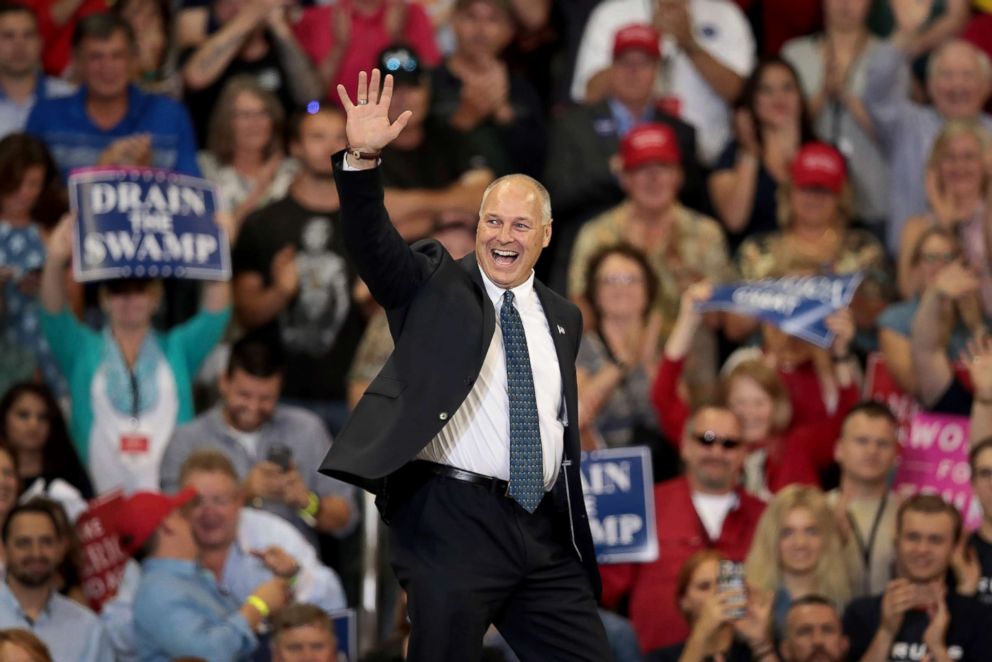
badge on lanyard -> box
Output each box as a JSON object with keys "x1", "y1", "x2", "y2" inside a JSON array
[{"x1": 120, "y1": 372, "x2": 149, "y2": 454}]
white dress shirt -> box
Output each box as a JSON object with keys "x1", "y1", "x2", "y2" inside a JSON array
[{"x1": 417, "y1": 268, "x2": 564, "y2": 490}]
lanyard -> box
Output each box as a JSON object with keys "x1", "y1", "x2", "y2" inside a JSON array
[
  {"x1": 846, "y1": 493, "x2": 888, "y2": 595},
  {"x1": 129, "y1": 370, "x2": 141, "y2": 423}
]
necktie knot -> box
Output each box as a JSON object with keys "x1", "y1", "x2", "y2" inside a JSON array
[{"x1": 503, "y1": 290, "x2": 515, "y2": 308}]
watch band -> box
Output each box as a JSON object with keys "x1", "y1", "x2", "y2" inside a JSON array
[{"x1": 347, "y1": 146, "x2": 380, "y2": 161}]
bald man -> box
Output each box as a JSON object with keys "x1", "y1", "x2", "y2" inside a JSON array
[{"x1": 317, "y1": 69, "x2": 609, "y2": 662}]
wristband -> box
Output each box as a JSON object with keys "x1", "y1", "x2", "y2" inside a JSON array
[
  {"x1": 831, "y1": 353, "x2": 855, "y2": 363},
  {"x1": 346, "y1": 146, "x2": 380, "y2": 161},
  {"x1": 246, "y1": 595, "x2": 270, "y2": 618},
  {"x1": 303, "y1": 491, "x2": 320, "y2": 518},
  {"x1": 752, "y1": 645, "x2": 775, "y2": 660}
]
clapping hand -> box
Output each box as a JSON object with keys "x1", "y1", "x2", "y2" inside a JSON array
[
  {"x1": 962, "y1": 333, "x2": 992, "y2": 403},
  {"x1": 336, "y1": 69, "x2": 412, "y2": 157}
]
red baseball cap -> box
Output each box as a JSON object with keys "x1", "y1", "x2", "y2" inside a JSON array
[
  {"x1": 790, "y1": 142, "x2": 847, "y2": 193},
  {"x1": 113, "y1": 488, "x2": 198, "y2": 555},
  {"x1": 613, "y1": 24, "x2": 661, "y2": 59},
  {"x1": 620, "y1": 123, "x2": 681, "y2": 170}
]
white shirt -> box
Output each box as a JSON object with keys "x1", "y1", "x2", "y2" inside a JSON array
[
  {"x1": 691, "y1": 491, "x2": 739, "y2": 540},
  {"x1": 571, "y1": 0, "x2": 756, "y2": 164},
  {"x1": 417, "y1": 268, "x2": 565, "y2": 490}
]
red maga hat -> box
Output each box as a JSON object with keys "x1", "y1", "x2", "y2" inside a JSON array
[
  {"x1": 620, "y1": 123, "x2": 681, "y2": 170},
  {"x1": 790, "y1": 142, "x2": 847, "y2": 193}
]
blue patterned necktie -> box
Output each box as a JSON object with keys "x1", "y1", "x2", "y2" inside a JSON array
[{"x1": 501, "y1": 290, "x2": 544, "y2": 513}]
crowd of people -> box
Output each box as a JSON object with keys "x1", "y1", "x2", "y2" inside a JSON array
[{"x1": 0, "y1": 0, "x2": 991, "y2": 660}]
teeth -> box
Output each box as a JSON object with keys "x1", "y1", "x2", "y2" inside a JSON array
[{"x1": 493, "y1": 250, "x2": 517, "y2": 257}]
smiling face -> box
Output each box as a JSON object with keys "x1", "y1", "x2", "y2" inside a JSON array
[
  {"x1": 622, "y1": 162, "x2": 682, "y2": 214},
  {"x1": 76, "y1": 29, "x2": 133, "y2": 102},
  {"x1": 5, "y1": 511, "x2": 60, "y2": 589},
  {"x1": 928, "y1": 42, "x2": 991, "y2": 121},
  {"x1": 754, "y1": 63, "x2": 803, "y2": 130},
  {"x1": 231, "y1": 90, "x2": 274, "y2": 155},
  {"x1": 475, "y1": 177, "x2": 551, "y2": 289},
  {"x1": 592, "y1": 253, "x2": 649, "y2": 321},
  {"x1": 681, "y1": 407, "x2": 746, "y2": 493},
  {"x1": 4, "y1": 391, "x2": 49, "y2": 455},
  {"x1": 184, "y1": 469, "x2": 241, "y2": 552},
  {"x1": 726, "y1": 375, "x2": 774, "y2": 444},
  {"x1": 896, "y1": 510, "x2": 956, "y2": 582},
  {"x1": 778, "y1": 506, "x2": 824, "y2": 577},
  {"x1": 678, "y1": 558, "x2": 720, "y2": 623},
  {"x1": 936, "y1": 132, "x2": 985, "y2": 199}
]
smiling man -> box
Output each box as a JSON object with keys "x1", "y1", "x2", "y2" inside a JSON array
[
  {"x1": 318, "y1": 69, "x2": 608, "y2": 661},
  {"x1": 843, "y1": 495, "x2": 992, "y2": 662}
]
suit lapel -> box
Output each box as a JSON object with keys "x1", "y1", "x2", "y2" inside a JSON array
[
  {"x1": 534, "y1": 280, "x2": 578, "y2": 445},
  {"x1": 459, "y1": 253, "x2": 496, "y2": 366}
]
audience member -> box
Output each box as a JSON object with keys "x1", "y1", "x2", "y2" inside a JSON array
[
  {"x1": 779, "y1": 596, "x2": 849, "y2": 662},
  {"x1": 710, "y1": 57, "x2": 817, "y2": 250},
  {"x1": 177, "y1": 0, "x2": 321, "y2": 144},
  {"x1": 843, "y1": 494, "x2": 992, "y2": 662},
  {"x1": 293, "y1": 0, "x2": 440, "y2": 107},
  {"x1": 199, "y1": 76, "x2": 297, "y2": 227},
  {"x1": 544, "y1": 23, "x2": 707, "y2": 231},
  {"x1": 270, "y1": 603, "x2": 338, "y2": 662},
  {"x1": 374, "y1": 43, "x2": 493, "y2": 242},
  {"x1": 19, "y1": 0, "x2": 111, "y2": 77},
  {"x1": 232, "y1": 107, "x2": 363, "y2": 435},
  {"x1": 26, "y1": 12, "x2": 200, "y2": 178},
  {"x1": 962, "y1": 437, "x2": 992, "y2": 607},
  {"x1": 897, "y1": 121, "x2": 991, "y2": 301},
  {"x1": 0, "y1": 4, "x2": 73, "y2": 139},
  {"x1": 866, "y1": 0, "x2": 970, "y2": 59},
  {"x1": 0, "y1": 445, "x2": 17, "y2": 565},
  {"x1": 0, "y1": 382, "x2": 92, "y2": 503},
  {"x1": 568, "y1": 122, "x2": 732, "y2": 339},
  {"x1": 910, "y1": 260, "x2": 986, "y2": 414},
  {"x1": 827, "y1": 402, "x2": 901, "y2": 599},
  {"x1": 576, "y1": 244, "x2": 662, "y2": 451},
  {"x1": 27, "y1": 497, "x2": 85, "y2": 604},
  {"x1": 880, "y1": 228, "x2": 980, "y2": 396},
  {"x1": 0, "y1": 134, "x2": 68, "y2": 397},
  {"x1": 0, "y1": 502, "x2": 112, "y2": 661},
  {"x1": 38, "y1": 213, "x2": 233, "y2": 494},
  {"x1": 646, "y1": 550, "x2": 777, "y2": 662},
  {"x1": 968, "y1": 335, "x2": 992, "y2": 444},
  {"x1": 659, "y1": 283, "x2": 860, "y2": 476},
  {"x1": 180, "y1": 450, "x2": 346, "y2": 613},
  {"x1": 600, "y1": 405, "x2": 766, "y2": 650},
  {"x1": 745, "y1": 485, "x2": 851, "y2": 637},
  {"x1": 161, "y1": 338, "x2": 358, "y2": 544},
  {"x1": 0, "y1": 628, "x2": 53, "y2": 662},
  {"x1": 571, "y1": 0, "x2": 756, "y2": 165},
  {"x1": 864, "y1": 0, "x2": 992, "y2": 252},
  {"x1": 782, "y1": 0, "x2": 892, "y2": 231},
  {"x1": 737, "y1": 142, "x2": 887, "y2": 283},
  {"x1": 429, "y1": 0, "x2": 546, "y2": 178},
  {"x1": 113, "y1": 0, "x2": 181, "y2": 98},
  {"x1": 123, "y1": 487, "x2": 289, "y2": 661}
]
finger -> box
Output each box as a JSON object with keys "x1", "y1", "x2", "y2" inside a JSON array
[
  {"x1": 388, "y1": 110, "x2": 414, "y2": 140},
  {"x1": 369, "y1": 68, "x2": 381, "y2": 105},
  {"x1": 379, "y1": 72, "x2": 394, "y2": 110},
  {"x1": 357, "y1": 70, "x2": 368, "y2": 104},
  {"x1": 336, "y1": 84, "x2": 355, "y2": 111}
]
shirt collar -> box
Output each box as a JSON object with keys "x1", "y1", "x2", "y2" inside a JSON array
[
  {"x1": 478, "y1": 265, "x2": 536, "y2": 310},
  {"x1": 0, "y1": 580, "x2": 55, "y2": 620}
]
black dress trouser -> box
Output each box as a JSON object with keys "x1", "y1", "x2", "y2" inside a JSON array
[{"x1": 385, "y1": 469, "x2": 612, "y2": 661}]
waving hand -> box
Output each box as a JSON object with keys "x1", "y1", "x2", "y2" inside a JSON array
[{"x1": 337, "y1": 69, "x2": 412, "y2": 156}]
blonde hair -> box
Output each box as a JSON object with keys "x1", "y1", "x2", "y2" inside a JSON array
[
  {"x1": 744, "y1": 485, "x2": 851, "y2": 608},
  {"x1": 926, "y1": 119, "x2": 992, "y2": 193},
  {"x1": 719, "y1": 359, "x2": 792, "y2": 436}
]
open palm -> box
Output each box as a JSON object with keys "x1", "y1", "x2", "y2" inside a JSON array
[{"x1": 337, "y1": 69, "x2": 412, "y2": 153}]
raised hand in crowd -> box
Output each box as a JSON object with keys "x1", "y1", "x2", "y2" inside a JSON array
[
  {"x1": 950, "y1": 537, "x2": 982, "y2": 596},
  {"x1": 933, "y1": 261, "x2": 980, "y2": 301},
  {"x1": 243, "y1": 575, "x2": 291, "y2": 628},
  {"x1": 664, "y1": 281, "x2": 714, "y2": 360},
  {"x1": 98, "y1": 134, "x2": 152, "y2": 168},
  {"x1": 336, "y1": 69, "x2": 413, "y2": 164},
  {"x1": 251, "y1": 545, "x2": 300, "y2": 580},
  {"x1": 879, "y1": 578, "x2": 918, "y2": 637},
  {"x1": 890, "y1": 0, "x2": 935, "y2": 39},
  {"x1": 245, "y1": 459, "x2": 287, "y2": 502},
  {"x1": 383, "y1": 0, "x2": 408, "y2": 41},
  {"x1": 733, "y1": 107, "x2": 760, "y2": 158},
  {"x1": 733, "y1": 586, "x2": 776, "y2": 657},
  {"x1": 965, "y1": 333, "x2": 992, "y2": 443},
  {"x1": 924, "y1": 167, "x2": 962, "y2": 231},
  {"x1": 654, "y1": 0, "x2": 696, "y2": 54},
  {"x1": 921, "y1": 583, "x2": 952, "y2": 662}
]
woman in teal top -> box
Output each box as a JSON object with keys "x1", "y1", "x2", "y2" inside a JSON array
[{"x1": 38, "y1": 214, "x2": 232, "y2": 494}]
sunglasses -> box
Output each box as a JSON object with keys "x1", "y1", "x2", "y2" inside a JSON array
[
  {"x1": 105, "y1": 279, "x2": 151, "y2": 296},
  {"x1": 692, "y1": 430, "x2": 742, "y2": 450}
]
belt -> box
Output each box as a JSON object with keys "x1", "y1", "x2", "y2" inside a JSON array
[{"x1": 408, "y1": 460, "x2": 510, "y2": 494}]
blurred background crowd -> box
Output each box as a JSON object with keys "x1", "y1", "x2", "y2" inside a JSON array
[{"x1": 2, "y1": 0, "x2": 992, "y2": 660}]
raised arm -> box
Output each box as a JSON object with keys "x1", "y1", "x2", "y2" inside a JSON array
[{"x1": 966, "y1": 335, "x2": 992, "y2": 444}]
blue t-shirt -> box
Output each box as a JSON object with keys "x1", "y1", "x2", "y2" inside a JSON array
[{"x1": 26, "y1": 84, "x2": 200, "y2": 180}]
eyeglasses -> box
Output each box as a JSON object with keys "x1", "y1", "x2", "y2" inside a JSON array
[
  {"x1": 973, "y1": 468, "x2": 992, "y2": 481},
  {"x1": 918, "y1": 252, "x2": 958, "y2": 265},
  {"x1": 691, "y1": 430, "x2": 742, "y2": 450},
  {"x1": 597, "y1": 274, "x2": 644, "y2": 286},
  {"x1": 232, "y1": 109, "x2": 269, "y2": 121}
]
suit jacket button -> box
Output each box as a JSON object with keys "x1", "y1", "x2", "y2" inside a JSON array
[{"x1": 439, "y1": 412, "x2": 449, "y2": 421}]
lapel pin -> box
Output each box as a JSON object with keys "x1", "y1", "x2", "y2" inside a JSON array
[{"x1": 557, "y1": 325, "x2": 566, "y2": 335}]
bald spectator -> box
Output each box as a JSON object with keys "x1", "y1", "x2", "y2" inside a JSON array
[
  {"x1": 780, "y1": 596, "x2": 849, "y2": 662},
  {"x1": 864, "y1": 0, "x2": 992, "y2": 252},
  {"x1": 0, "y1": 3, "x2": 73, "y2": 138},
  {"x1": 545, "y1": 23, "x2": 708, "y2": 233},
  {"x1": 600, "y1": 405, "x2": 766, "y2": 651},
  {"x1": 571, "y1": 0, "x2": 756, "y2": 164}
]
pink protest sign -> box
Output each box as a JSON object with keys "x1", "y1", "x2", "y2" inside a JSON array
[{"x1": 893, "y1": 412, "x2": 980, "y2": 529}]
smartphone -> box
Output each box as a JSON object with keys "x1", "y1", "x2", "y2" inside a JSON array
[
  {"x1": 717, "y1": 560, "x2": 747, "y2": 619},
  {"x1": 267, "y1": 443, "x2": 293, "y2": 471}
]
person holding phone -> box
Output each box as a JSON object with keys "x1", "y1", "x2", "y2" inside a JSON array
[
  {"x1": 160, "y1": 336, "x2": 358, "y2": 546},
  {"x1": 843, "y1": 494, "x2": 992, "y2": 662}
]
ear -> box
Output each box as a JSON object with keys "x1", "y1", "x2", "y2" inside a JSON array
[
  {"x1": 541, "y1": 222, "x2": 552, "y2": 248},
  {"x1": 833, "y1": 438, "x2": 843, "y2": 464}
]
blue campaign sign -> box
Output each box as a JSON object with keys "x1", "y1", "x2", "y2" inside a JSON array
[
  {"x1": 69, "y1": 168, "x2": 231, "y2": 282},
  {"x1": 331, "y1": 608, "x2": 357, "y2": 661},
  {"x1": 580, "y1": 446, "x2": 657, "y2": 564},
  {"x1": 696, "y1": 273, "x2": 863, "y2": 348}
]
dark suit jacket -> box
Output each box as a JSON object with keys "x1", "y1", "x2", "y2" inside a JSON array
[{"x1": 319, "y1": 151, "x2": 601, "y2": 596}]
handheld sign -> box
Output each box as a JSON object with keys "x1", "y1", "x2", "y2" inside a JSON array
[
  {"x1": 580, "y1": 446, "x2": 658, "y2": 564},
  {"x1": 697, "y1": 274, "x2": 863, "y2": 348},
  {"x1": 69, "y1": 168, "x2": 230, "y2": 282},
  {"x1": 331, "y1": 608, "x2": 357, "y2": 661},
  {"x1": 76, "y1": 490, "x2": 129, "y2": 612},
  {"x1": 893, "y1": 413, "x2": 980, "y2": 529}
]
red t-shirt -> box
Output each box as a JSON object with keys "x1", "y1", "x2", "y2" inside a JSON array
[
  {"x1": 24, "y1": 0, "x2": 111, "y2": 76},
  {"x1": 292, "y1": 0, "x2": 441, "y2": 103}
]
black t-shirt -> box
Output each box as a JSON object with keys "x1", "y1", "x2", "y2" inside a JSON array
[
  {"x1": 380, "y1": 120, "x2": 487, "y2": 190},
  {"x1": 844, "y1": 592, "x2": 992, "y2": 662},
  {"x1": 232, "y1": 196, "x2": 364, "y2": 400},
  {"x1": 969, "y1": 532, "x2": 992, "y2": 607},
  {"x1": 646, "y1": 640, "x2": 754, "y2": 662}
]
